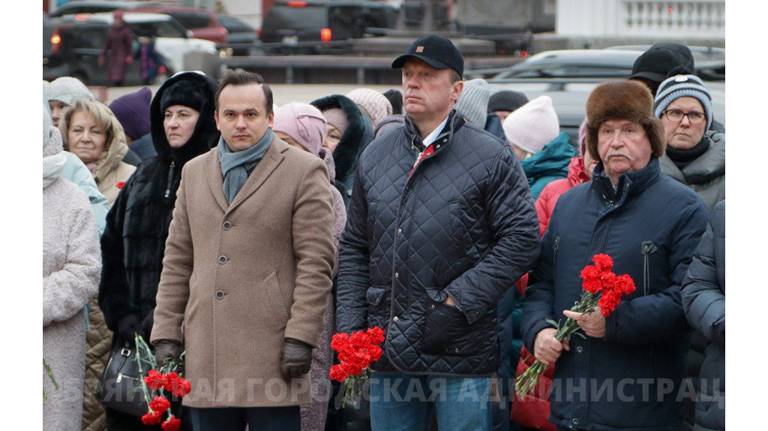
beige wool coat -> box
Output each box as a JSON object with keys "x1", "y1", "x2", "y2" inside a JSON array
[{"x1": 151, "y1": 137, "x2": 336, "y2": 408}]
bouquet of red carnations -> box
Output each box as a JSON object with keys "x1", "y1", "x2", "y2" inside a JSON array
[
  {"x1": 515, "y1": 254, "x2": 636, "y2": 397},
  {"x1": 134, "y1": 335, "x2": 191, "y2": 430},
  {"x1": 329, "y1": 326, "x2": 385, "y2": 407}
]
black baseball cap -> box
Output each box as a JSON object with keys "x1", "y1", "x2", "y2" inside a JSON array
[{"x1": 392, "y1": 35, "x2": 464, "y2": 78}]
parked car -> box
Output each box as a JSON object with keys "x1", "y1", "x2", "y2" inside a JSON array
[
  {"x1": 219, "y1": 14, "x2": 260, "y2": 56},
  {"x1": 260, "y1": 0, "x2": 398, "y2": 53},
  {"x1": 487, "y1": 49, "x2": 643, "y2": 81},
  {"x1": 487, "y1": 79, "x2": 725, "y2": 147},
  {"x1": 482, "y1": 48, "x2": 726, "y2": 82},
  {"x1": 606, "y1": 45, "x2": 725, "y2": 81},
  {"x1": 44, "y1": 12, "x2": 218, "y2": 85},
  {"x1": 132, "y1": 5, "x2": 229, "y2": 45},
  {"x1": 48, "y1": 1, "x2": 164, "y2": 17}
]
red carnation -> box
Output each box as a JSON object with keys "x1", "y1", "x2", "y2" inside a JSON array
[
  {"x1": 163, "y1": 372, "x2": 179, "y2": 393},
  {"x1": 149, "y1": 396, "x2": 171, "y2": 414},
  {"x1": 169, "y1": 376, "x2": 192, "y2": 397},
  {"x1": 141, "y1": 410, "x2": 163, "y2": 425},
  {"x1": 614, "y1": 274, "x2": 637, "y2": 295},
  {"x1": 580, "y1": 265, "x2": 602, "y2": 293},
  {"x1": 367, "y1": 326, "x2": 385, "y2": 344},
  {"x1": 116, "y1": 181, "x2": 126, "y2": 189},
  {"x1": 162, "y1": 416, "x2": 182, "y2": 431},
  {"x1": 144, "y1": 369, "x2": 166, "y2": 391},
  {"x1": 592, "y1": 254, "x2": 613, "y2": 272},
  {"x1": 329, "y1": 364, "x2": 348, "y2": 382}
]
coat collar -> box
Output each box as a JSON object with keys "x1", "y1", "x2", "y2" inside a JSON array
[
  {"x1": 591, "y1": 157, "x2": 661, "y2": 205},
  {"x1": 204, "y1": 135, "x2": 288, "y2": 214},
  {"x1": 403, "y1": 109, "x2": 465, "y2": 153},
  {"x1": 660, "y1": 131, "x2": 725, "y2": 185}
]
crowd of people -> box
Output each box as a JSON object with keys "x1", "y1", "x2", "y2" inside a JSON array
[{"x1": 42, "y1": 35, "x2": 725, "y2": 431}]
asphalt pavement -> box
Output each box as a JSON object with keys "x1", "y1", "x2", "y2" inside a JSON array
[{"x1": 99, "y1": 83, "x2": 397, "y2": 106}]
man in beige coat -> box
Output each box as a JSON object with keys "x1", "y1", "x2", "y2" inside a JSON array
[{"x1": 151, "y1": 70, "x2": 336, "y2": 430}]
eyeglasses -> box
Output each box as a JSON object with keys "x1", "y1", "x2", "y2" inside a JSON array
[{"x1": 663, "y1": 109, "x2": 706, "y2": 124}]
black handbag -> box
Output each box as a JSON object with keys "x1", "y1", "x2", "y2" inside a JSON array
[{"x1": 98, "y1": 342, "x2": 152, "y2": 417}]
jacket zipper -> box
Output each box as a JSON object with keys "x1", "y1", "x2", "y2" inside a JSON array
[
  {"x1": 640, "y1": 241, "x2": 656, "y2": 296},
  {"x1": 164, "y1": 161, "x2": 176, "y2": 199}
]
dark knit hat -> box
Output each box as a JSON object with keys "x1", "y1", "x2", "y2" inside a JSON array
[
  {"x1": 653, "y1": 74, "x2": 713, "y2": 130},
  {"x1": 630, "y1": 43, "x2": 695, "y2": 91},
  {"x1": 488, "y1": 90, "x2": 529, "y2": 113},
  {"x1": 159, "y1": 79, "x2": 207, "y2": 113},
  {"x1": 109, "y1": 87, "x2": 152, "y2": 140},
  {"x1": 585, "y1": 80, "x2": 665, "y2": 160},
  {"x1": 382, "y1": 89, "x2": 403, "y2": 115}
]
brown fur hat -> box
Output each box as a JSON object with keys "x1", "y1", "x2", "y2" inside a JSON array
[{"x1": 585, "y1": 80, "x2": 665, "y2": 161}]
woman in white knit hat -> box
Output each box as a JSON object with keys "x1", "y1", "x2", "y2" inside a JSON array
[{"x1": 502, "y1": 95, "x2": 576, "y2": 199}]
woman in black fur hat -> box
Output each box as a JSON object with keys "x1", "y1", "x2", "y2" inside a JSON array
[
  {"x1": 98, "y1": 71, "x2": 220, "y2": 430},
  {"x1": 311, "y1": 94, "x2": 374, "y2": 207}
]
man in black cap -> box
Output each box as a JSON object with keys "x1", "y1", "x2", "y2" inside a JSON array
[
  {"x1": 629, "y1": 42, "x2": 695, "y2": 96},
  {"x1": 335, "y1": 34, "x2": 540, "y2": 430}
]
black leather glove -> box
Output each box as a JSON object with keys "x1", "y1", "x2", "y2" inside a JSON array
[
  {"x1": 141, "y1": 310, "x2": 154, "y2": 338},
  {"x1": 154, "y1": 340, "x2": 183, "y2": 367},
  {"x1": 116, "y1": 313, "x2": 142, "y2": 341},
  {"x1": 280, "y1": 338, "x2": 313, "y2": 380}
]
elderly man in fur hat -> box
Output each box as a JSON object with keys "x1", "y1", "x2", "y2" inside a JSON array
[{"x1": 521, "y1": 80, "x2": 709, "y2": 431}]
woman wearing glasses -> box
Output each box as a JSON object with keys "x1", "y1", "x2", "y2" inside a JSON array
[{"x1": 654, "y1": 74, "x2": 724, "y2": 210}]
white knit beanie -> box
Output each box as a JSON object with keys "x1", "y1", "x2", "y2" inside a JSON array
[
  {"x1": 455, "y1": 78, "x2": 490, "y2": 128},
  {"x1": 502, "y1": 95, "x2": 560, "y2": 155},
  {"x1": 346, "y1": 88, "x2": 393, "y2": 128}
]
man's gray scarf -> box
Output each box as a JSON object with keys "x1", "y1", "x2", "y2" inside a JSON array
[{"x1": 218, "y1": 128, "x2": 274, "y2": 203}]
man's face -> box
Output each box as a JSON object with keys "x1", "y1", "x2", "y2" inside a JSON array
[
  {"x1": 494, "y1": 110, "x2": 512, "y2": 122},
  {"x1": 661, "y1": 96, "x2": 707, "y2": 150},
  {"x1": 401, "y1": 59, "x2": 462, "y2": 123},
  {"x1": 49, "y1": 100, "x2": 68, "y2": 128},
  {"x1": 597, "y1": 119, "x2": 652, "y2": 180},
  {"x1": 215, "y1": 83, "x2": 274, "y2": 152}
]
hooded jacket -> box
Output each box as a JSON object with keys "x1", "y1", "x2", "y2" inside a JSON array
[
  {"x1": 521, "y1": 158, "x2": 709, "y2": 430},
  {"x1": 311, "y1": 94, "x2": 374, "y2": 206},
  {"x1": 98, "y1": 72, "x2": 219, "y2": 342},
  {"x1": 520, "y1": 132, "x2": 576, "y2": 200},
  {"x1": 660, "y1": 130, "x2": 724, "y2": 211},
  {"x1": 336, "y1": 110, "x2": 540, "y2": 375},
  {"x1": 535, "y1": 156, "x2": 591, "y2": 234}
]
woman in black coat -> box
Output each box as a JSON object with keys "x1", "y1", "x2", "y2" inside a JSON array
[
  {"x1": 682, "y1": 200, "x2": 725, "y2": 431},
  {"x1": 98, "y1": 71, "x2": 219, "y2": 430}
]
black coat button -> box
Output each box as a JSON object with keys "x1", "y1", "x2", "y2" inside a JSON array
[
  {"x1": 217, "y1": 255, "x2": 228, "y2": 264},
  {"x1": 223, "y1": 221, "x2": 232, "y2": 230},
  {"x1": 216, "y1": 291, "x2": 224, "y2": 299}
]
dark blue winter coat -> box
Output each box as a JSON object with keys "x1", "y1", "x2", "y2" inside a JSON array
[
  {"x1": 521, "y1": 158, "x2": 709, "y2": 430},
  {"x1": 336, "y1": 110, "x2": 540, "y2": 375}
]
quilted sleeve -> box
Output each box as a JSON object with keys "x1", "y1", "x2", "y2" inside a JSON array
[
  {"x1": 682, "y1": 201, "x2": 725, "y2": 343},
  {"x1": 335, "y1": 164, "x2": 371, "y2": 332},
  {"x1": 445, "y1": 147, "x2": 540, "y2": 324}
]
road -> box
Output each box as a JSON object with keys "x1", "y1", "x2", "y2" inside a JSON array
[{"x1": 99, "y1": 83, "x2": 398, "y2": 106}]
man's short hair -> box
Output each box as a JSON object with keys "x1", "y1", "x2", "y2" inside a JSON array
[
  {"x1": 449, "y1": 69, "x2": 462, "y2": 84},
  {"x1": 215, "y1": 69, "x2": 274, "y2": 115}
]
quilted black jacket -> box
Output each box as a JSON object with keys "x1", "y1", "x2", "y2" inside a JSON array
[{"x1": 336, "y1": 111, "x2": 540, "y2": 375}]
